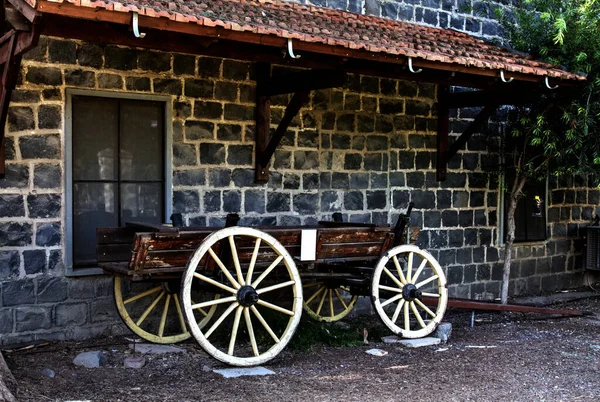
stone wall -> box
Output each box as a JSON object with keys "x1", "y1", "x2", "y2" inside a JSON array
[{"x1": 0, "y1": 30, "x2": 594, "y2": 342}]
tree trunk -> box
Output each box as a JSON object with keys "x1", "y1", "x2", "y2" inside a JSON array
[
  {"x1": 0, "y1": 352, "x2": 16, "y2": 402},
  {"x1": 501, "y1": 176, "x2": 527, "y2": 304}
]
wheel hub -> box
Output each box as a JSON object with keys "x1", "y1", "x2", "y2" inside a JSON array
[
  {"x1": 402, "y1": 283, "x2": 422, "y2": 302},
  {"x1": 237, "y1": 285, "x2": 259, "y2": 307}
]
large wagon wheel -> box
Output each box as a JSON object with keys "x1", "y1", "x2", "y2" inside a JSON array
[
  {"x1": 181, "y1": 227, "x2": 302, "y2": 366},
  {"x1": 303, "y1": 280, "x2": 358, "y2": 322},
  {"x1": 372, "y1": 245, "x2": 448, "y2": 339},
  {"x1": 114, "y1": 276, "x2": 217, "y2": 344}
]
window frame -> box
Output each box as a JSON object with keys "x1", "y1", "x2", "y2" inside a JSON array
[
  {"x1": 65, "y1": 89, "x2": 173, "y2": 276},
  {"x1": 498, "y1": 173, "x2": 548, "y2": 246}
]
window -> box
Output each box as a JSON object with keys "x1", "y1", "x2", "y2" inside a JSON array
[
  {"x1": 502, "y1": 175, "x2": 547, "y2": 243},
  {"x1": 66, "y1": 93, "x2": 171, "y2": 273}
]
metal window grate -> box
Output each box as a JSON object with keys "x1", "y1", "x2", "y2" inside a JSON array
[{"x1": 585, "y1": 226, "x2": 600, "y2": 271}]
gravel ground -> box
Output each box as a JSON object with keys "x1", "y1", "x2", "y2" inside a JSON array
[{"x1": 5, "y1": 295, "x2": 600, "y2": 402}]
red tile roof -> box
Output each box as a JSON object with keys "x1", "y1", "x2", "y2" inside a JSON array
[{"x1": 32, "y1": 0, "x2": 584, "y2": 82}]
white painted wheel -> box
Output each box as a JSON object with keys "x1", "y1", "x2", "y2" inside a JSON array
[
  {"x1": 181, "y1": 226, "x2": 302, "y2": 366},
  {"x1": 372, "y1": 245, "x2": 448, "y2": 339}
]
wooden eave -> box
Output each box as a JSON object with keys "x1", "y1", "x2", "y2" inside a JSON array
[{"x1": 0, "y1": 0, "x2": 587, "y2": 181}]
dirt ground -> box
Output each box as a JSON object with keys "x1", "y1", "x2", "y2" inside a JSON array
[{"x1": 4, "y1": 294, "x2": 600, "y2": 402}]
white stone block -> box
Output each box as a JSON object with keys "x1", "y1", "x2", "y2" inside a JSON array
[{"x1": 399, "y1": 337, "x2": 441, "y2": 348}]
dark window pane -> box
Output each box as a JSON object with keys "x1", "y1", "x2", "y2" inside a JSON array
[
  {"x1": 120, "y1": 100, "x2": 164, "y2": 181},
  {"x1": 72, "y1": 97, "x2": 119, "y2": 181},
  {"x1": 120, "y1": 183, "x2": 163, "y2": 224},
  {"x1": 73, "y1": 182, "x2": 118, "y2": 266}
]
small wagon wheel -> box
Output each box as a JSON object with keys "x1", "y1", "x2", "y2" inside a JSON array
[
  {"x1": 181, "y1": 227, "x2": 302, "y2": 366},
  {"x1": 114, "y1": 276, "x2": 217, "y2": 344},
  {"x1": 372, "y1": 245, "x2": 448, "y2": 339},
  {"x1": 303, "y1": 281, "x2": 358, "y2": 322}
]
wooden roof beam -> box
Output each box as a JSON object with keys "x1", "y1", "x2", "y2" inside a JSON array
[{"x1": 6, "y1": 0, "x2": 41, "y2": 24}]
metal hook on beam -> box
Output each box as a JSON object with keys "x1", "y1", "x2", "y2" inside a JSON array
[
  {"x1": 500, "y1": 69, "x2": 513, "y2": 83},
  {"x1": 408, "y1": 57, "x2": 422, "y2": 74},
  {"x1": 286, "y1": 38, "x2": 301, "y2": 59},
  {"x1": 132, "y1": 12, "x2": 146, "y2": 39},
  {"x1": 545, "y1": 76, "x2": 558, "y2": 90}
]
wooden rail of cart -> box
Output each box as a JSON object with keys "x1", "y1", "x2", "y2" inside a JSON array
[{"x1": 97, "y1": 209, "x2": 449, "y2": 366}]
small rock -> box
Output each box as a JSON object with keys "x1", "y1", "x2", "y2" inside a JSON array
[
  {"x1": 123, "y1": 356, "x2": 146, "y2": 369},
  {"x1": 365, "y1": 348, "x2": 388, "y2": 356},
  {"x1": 130, "y1": 344, "x2": 184, "y2": 354},
  {"x1": 73, "y1": 351, "x2": 107, "y2": 368},
  {"x1": 41, "y1": 368, "x2": 55, "y2": 378},
  {"x1": 399, "y1": 337, "x2": 441, "y2": 348},
  {"x1": 363, "y1": 328, "x2": 369, "y2": 345},
  {"x1": 434, "y1": 322, "x2": 452, "y2": 344},
  {"x1": 202, "y1": 365, "x2": 212, "y2": 372},
  {"x1": 381, "y1": 335, "x2": 401, "y2": 344}
]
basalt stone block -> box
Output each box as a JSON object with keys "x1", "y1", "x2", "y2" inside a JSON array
[
  {"x1": 216, "y1": 124, "x2": 242, "y2": 141},
  {"x1": 380, "y1": 98, "x2": 404, "y2": 115},
  {"x1": 186, "y1": 121, "x2": 214, "y2": 141},
  {"x1": 138, "y1": 51, "x2": 171, "y2": 72},
  {"x1": 56, "y1": 303, "x2": 88, "y2": 327},
  {"x1": 232, "y1": 169, "x2": 258, "y2": 187},
  {"x1": 204, "y1": 191, "x2": 221, "y2": 213},
  {"x1": 38, "y1": 105, "x2": 61, "y2": 129},
  {"x1": 442, "y1": 210, "x2": 459, "y2": 227},
  {"x1": 174, "y1": 54, "x2": 196, "y2": 75},
  {"x1": 284, "y1": 173, "x2": 300, "y2": 190},
  {"x1": 344, "y1": 94, "x2": 361, "y2": 111},
  {"x1": 344, "y1": 191, "x2": 364, "y2": 211},
  {"x1": 291, "y1": 151, "x2": 317, "y2": 170},
  {"x1": 198, "y1": 57, "x2": 222, "y2": 78},
  {"x1": 174, "y1": 101, "x2": 191, "y2": 119},
  {"x1": 224, "y1": 104, "x2": 254, "y2": 121},
  {"x1": 15, "y1": 306, "x2": 52, "y2": 331},
  {"x1": 77, "y1": 43, "x2": 103, "y2": 68},
  {"x1": 126, "y1": 77, "x2": 151, "y2": 91},
  {"x1": 267, "y1": 192, "x2": 290, "y2": 213},
  {"x1": 0, "y1": 222, "x2": 32, "y2": 247},
  {"x1": 215, "y1": 82, "x2": 238, "y2": 101},
  {"x1": 194, "y1": 101, "x2": 223, "y2": 120},
  {"x1": 65, "y1": 69, "x2": 95, "y2": 87},
  {"x1": 200, "y1": 143, "x2": 225, "y2": 165},
  {"x1": 227, "y1": 145, "x2": 252, "y2": 166},
  {"x1": 367, "y1": 190, "x2": 387, "y2": 209},
  {"x1": 393, "y1": 190, "x2": 410, "y2": 208},
  {"x1": 366, "y1": 136, "x2": 388, "y2": 151},
  {"x1": 105, "y1": 46, "x2": 138, "y2": 70},
  {"x1": 23, "y1": 37, "x2": 47, "y2": 62},
  {"x1": 245, "y1": 190, "x2": 265, "y2": 214},
  {"x1": 48, "y1": 250, "x2": 64, "y2": 273},
  {"x1": 332, "y1": 172, "x2": 349, "y2": 189},
  {"x1": 223, "y1": 190, "x2": 241, "y2": 213},
  {"x1": 331, "y1": 134, "x2": 350, "y2": 149},
  {"x1": 452, "y1": 191, "x2": 469, "y2": 208},
  {"x1": 173, "y1": 143, "x2": 197, "y2": 166},
  {"x1": 48, "y1": 39, "x2": 76, "y2": 63},
  {"x1": 336, "y1": 113, "x2": 355, "y2": 132},
  {"x1": 303, "y1": 173, "x2": 319, "y2": 190},
  {"x1": 154, "y1": 78, "x2": 182, "y2": 95},
  {"x1": 11, "y1": 89, "x2": 40, "y2": 103},
  {"x1": 26, "y1": 67, "x2": 62, "y2": 86},
  {"x1": 406, "y1": 172, "x2": 425, "y2": 188},
  {"x1": 223, "y1": 60, "x2": 249, "y2": 80},
  {"x1": 297, "y1": 129, "x2": 318, "y2": 148},
  {"x1": 0, "y1": 194, "x2": 24, "y2": 217},
  {"x1": 0, "y1": 251, "x2": 20, "y2": 279},
  {"x1": 424, "y1": 211, "x2": 442, "y2": 228},
  {"x1": 389, "y1": 172, "x2": 405, "y2": 187},
  {"x1": 350, "y1": 173, "x2": 369, "y2": 189},
  {"x1": 173, "y1": 190, "x2": 200, "y2": 214},
  {"x1": 411, "y1": 190, "x2": 435, "y2": 209},
  {"x1": 208, "y1": 168, "x2": 231, "y2": 187},
  {"x1": 294, "y1": 193, "x2": 318, "y2": 215},
  {"x1": 185, "y1": 79, "x2": 214, "y2": 98},
  {"x1": 4, "y1": 137, "x2": 15, "y2": 160},
  {"x1": 98, "y1": 74, "x2": 124, "y2": 89},
  {"x1": 0, "y1": 309, "x2": 12, "y2": 334},
  {"x1": 8, "y1": 106, "x2": 34, "y2": 131},
  {"x1": 36, "y1": 222, "x2": 61, "y2": 247},
  {"x1": 23, "y1": 250, "x2": 46, "y2": 275},
  {"x1": 20, "y1": 135, "x2": 60, "y2": 159},
  {"x1": 91, "y1": 298, "x2": 118, "y2": 322},
  {"x1": 173, "y1": 169, "x2": 206, "y2": 186},
  {"x1": 364, "y1": 153, "x2": 384, "y2": 171},
  {"x1": 2, "y1": 279, "x2": 35, "y2": 306},
  {"x1": 27, "y1": 193, "x2": 61, "y2": 218}
]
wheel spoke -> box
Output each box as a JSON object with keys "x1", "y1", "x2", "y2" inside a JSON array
[
  {"x1": 251, "y1": 306, "x2": 280, "y2": 344},
  {"x1": 406, "y1": 252, "x2": 414, "y2": 283},
  {"x1": 158, "y1": 294, "x2": 171, "y2": 338},
  {"x1": 173, "y1": 295, "x2": 187, "y2": 333},
  {"x1": 316, "y1": 287, "x2": 327, "y2": 316},
  {"x1": 135, "y1": 290, "x2": 165, "y2": 326},
  {"x1": 415, "y1": 275, "x2": 439, "y2": 289},
  {"x1": 391, "y1": 299, "x2": 406, "y2": 323},
  {"x1": 251, "y1": 255, "x2": 284, "y2": 288},
  {"x1": 303, "y1": 282, "x2": 323, "y2": 289},
  {"x1": 392, "y1": 256, "x2": 407, "y2": 284},
  {"x1": 256, "y1": 280, "x2": 296, "y2": 295},
  {"x1": 383, "y1": 266, "x2": 404, "y2": 289},
  {"x1": 422, "y1": 292, "x2": 440, "y2": 298},
  {"x1": 412, "y1": 259, "x2": 428, "y2": 284},
  {"x1": 414, "y1": 298, "x2": 437, "y2": 318},
  {"x1": 193, "y1": 272, "x2": 237, "y2": 294},
  {"x1": 257, "y1": 299, "x2": 295, "y2": 316},
  {"x1": 378, "y1": 284, "x2": 403, "y2": 293},
  {"x1": 410, "y1": 301, "x2": 426, "y2": 328},
  {"x1": 124, "y1": 286, "x2": 162, "y2": 305},
  {"x1": 403, "y1": 301, "x2": 410, "y2": 332},
  {"x1": 228, "y1": 236, "x2": 245, "y2": 286},
  {"x1": 305, "y1": 285, "x2": 326, "y2": 305},
  {"x1": 334, "y1": 289, "x2": 348, "y2": 310},
  {"x1": 207, "y1": 248, "x2": 241, "y2": 290},
  {"x1": 204, "y1": 302, "x2": 239, "y2": 339},
  {"x1": 228, "y1": 306, "x2": 244, "y2": 356},
  {"x1": 246, "y1": 238, "x2": 262, "y2": 285},
  {"x1": 191, "y1": 295, "x2": 236, "y2": 310},
  {"x1": 329, "y1": 289, "x2": 334, "y2": 318},
  {"x1": 380, "y1": 292, "x2": 404, "y2": 308},
  {"x1": 244, "y1": 308, "x2": 259, "y2": 357}
]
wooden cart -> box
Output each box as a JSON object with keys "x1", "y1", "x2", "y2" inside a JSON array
[{"x1": 97, "y1": 209, "x2": 448, "y2": 366}]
